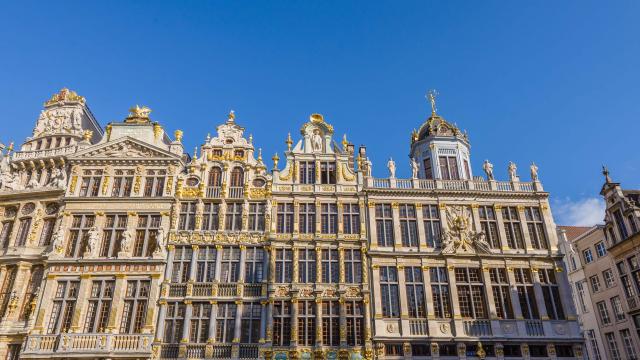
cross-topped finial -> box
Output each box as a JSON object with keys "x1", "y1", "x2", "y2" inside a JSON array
[{"x1": 426, "y1": 89, "x2": 439, "y2": 116}]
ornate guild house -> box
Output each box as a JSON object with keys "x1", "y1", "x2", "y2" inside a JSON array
[{"x1": 0, "y1": 89, "x2": 583, "y2": 360}]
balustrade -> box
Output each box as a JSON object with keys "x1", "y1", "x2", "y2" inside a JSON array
[
  {"x1": 206, "y1": 186, "x2": 221, "y2": 198},
  {"x1": 22, "y1": 334, "x2": 153, "y2": 356},
  {"x1": 462, "y1": 320, "x2": 492, "y2": 337},
  {"x1": 228, "y1": 186, "x2": 244, "y2": 198},
  {"x1": 525, "y1": 320, "x2": 545, "y2": 336},
  {"x1": 409, "y1": 319, "x2": 429, "y2": 335},
  {"x1": 368, "y1": 177, "x2": 537, "y2": 193}
]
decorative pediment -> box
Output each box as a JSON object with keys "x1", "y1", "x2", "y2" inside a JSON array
[
  {"x1": 441, "y1": 205, "x2": 491, "y2": 255},
  {"x1": 71, "y1": 138, "x2": 179, "y2": 161}
]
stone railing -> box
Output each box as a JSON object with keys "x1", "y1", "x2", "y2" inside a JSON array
[
  {"x1": 12, "y1": 145, "x2": 78, "y2": 161},
  {"x1": 158, "y1": 343, "x2": 242, "y2": 359},
  {"x1": 228, "y1": 186, "x2": 244, "y2": 199},
  {"x1": 462, "y1": 320, "x2": 492, "y2": 336},
  {"x1": 21, "y1": 333, "x2": 153, "y2": 357},
  {"x1": 366, "y1": 177, "x2": 542, "y2": 192},
  {"x1": 525, "y1": 320, "x2": 545, "y2": 336},
  {"x1": 409, "y1": 319, "x2": 428, "y2": 335},
  {"x1": 206, "y1": 186, "x2": 222, "y2": 198}
]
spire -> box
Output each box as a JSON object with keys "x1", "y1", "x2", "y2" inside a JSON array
[{"x1": 602, "y1": 165, "x2": 612, "y2": 184}]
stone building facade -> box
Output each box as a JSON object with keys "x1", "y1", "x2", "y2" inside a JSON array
[{"x1": 0, "y1": 89, "x2": 586, "y2": 359}]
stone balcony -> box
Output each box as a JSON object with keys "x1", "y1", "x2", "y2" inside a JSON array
[
  {"x1": 166, "y1": 282, "x2": 266, "y2": 298},
  {"x1": 366, "y1": 177, "x2": 543, "y2": 193},
  {"x1": 159, "y1": 343, "x2": 259, "y2": 359},
  {"x1": 11, "y1": 145, "x2": 79, "y2": 162},
  {"x1": 20, "y1": 333, "x2": 154, "y2": 358}
]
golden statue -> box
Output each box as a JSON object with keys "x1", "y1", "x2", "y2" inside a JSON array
[{"x1": 427, "y1": 89, "x2": 439, "y2": 116}]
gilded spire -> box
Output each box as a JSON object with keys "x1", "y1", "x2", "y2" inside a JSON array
[{"x1": 286, "y1": 133, "x2": 293, "y2": 151}]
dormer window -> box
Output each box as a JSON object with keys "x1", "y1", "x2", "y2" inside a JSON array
[
  {"x1": 423, "y1": 158, "x2": 433, "y2": 180},
  {"x1": 320, "y1": 162, "x2": 336, "y2": 184}
]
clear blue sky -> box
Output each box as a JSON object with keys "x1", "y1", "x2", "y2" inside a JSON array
[{"x1": 1, "y1": 1, "x2": 638, "y2": 225}]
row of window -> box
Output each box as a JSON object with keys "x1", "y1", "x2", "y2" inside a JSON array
[
  {"x1": 608, "y1": 208, "x2": 639, "y2": 245},
  {"x1": 617, "y1": 254, "x2": 640, "y2": 301},
  {"x1": 378, "y1": 267, "x2": 564, "y2": 320},
  {"x1": 0, "y1": 216, "x2": 56, "y2": 249},
  {"x1": 48, "y1": 279, "x2": 150, "y2": 334},
  {"x1": 65, "y1": 214, "x2": 160, "y2": 258},
  {"x1": 276, "y1": 203, "x2": 360, "y2": 234},
  {"x1": 78, "y1": 169, "x2": 166, "y2": 197},
  {"x1": 178, "y1": 202, "x2": 265, "y2": 232},
  {"x1": 596, "y1": 296, "x2": 626, "y2": 326},
  {"x1": 375, "y1": 204, "x2": 548, "y2": 249},
  {"x1": 605, "y1": 328, "x2": 638, "y2": 360},
  {"x1": 382, "y1": 343, "x2": 574, "y2": 358},
  {"x1": 0, "y1": 265, "x2": 42, "y2": 321}
]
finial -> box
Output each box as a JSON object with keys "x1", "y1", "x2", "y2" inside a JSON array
[
  {"x1": 82, "y1": 130, "x2": 93, "y2": 142},
  {"x1": 411, "y1": 129, "x2": 418, "y2": 143},
  {"x1": 126, "y1": 105, "x2": 152, "y2": 123},
  {"x1": 206, "y1": 133, "x2": 211, "y2": 142},
  {"x1": 426, "y1": 89, "x2": 439, "y2": 116},
  {"x1": 257, "y1": 148, "x2": 263, "y2": 161},
  {"x1": 286, "y1": 133, "x2": 293, "y2": 151},
  {"x1": 342, "y1": 134, "x2": 348, "y2": 150},
  {"x1": 249, "y1": 134, "x2": 253, "y2": 144},
  {"x1": 174, "y1": 130, "x2": 183, "y2": 143},
  {"x1": 602, "y1": 165, "x2": 612, "y2": 183},
  {"x1": 228, "y1": 110, "x2": 235, "y2": 121},
  {"x1": 7, "y1": 142, "x2": 14, "y2": 153},
  {"x1": 193, "y1": 147, "x2": 198, "y2": 159},
  {"x1": 272, "y1": 153, "x2": 280, "y2": 169}
]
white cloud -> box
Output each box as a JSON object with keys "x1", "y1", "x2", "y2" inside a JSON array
[{"x1": 553, "y1": 197, "x2": 605, "y2": 226}]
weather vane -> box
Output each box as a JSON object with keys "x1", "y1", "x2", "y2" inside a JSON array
[{"x1": 426, "y1": 89, "x2": 439, "y2": 116}]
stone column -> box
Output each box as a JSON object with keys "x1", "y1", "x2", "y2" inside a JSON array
[
  {"x1": 391, "y1": 203, "x2": 402, "y2": 249},
  {"x1": 32, "y1": 273, "x2": 56, "y2": 334},
  {"x1": 337, "y1": 202, "x2": 344, "y2": 235},
  {"x1": 181, "y1": 300, "x2": 193, "y2": 342},
  {"x1": 506, "y1": 267, "x2": 524, "y2": 318},
  {"x1": 265, "y1": 300, "x2": 273, "y2": 343},
  {"x1": 108, "y1": 274, "x2": 127, "y2": 333},
  {"x1": 363, "y1": 297, "x2": 372, "y2": 346},
  {"x1": 233, "y1": 300, "x2": 244, "y2": 343},
  {"x1": 315, "y1": 200, "x2": 321, "y2": 238},
  {"x1": 338, "y1": 247, "x2": 346, "y2": 284},
  {"x1": 268, "y1": 246, "x2": 276, "y2": 283},
  {"x1": 238, "y1": 245, "x2": 247, "y2": 297},
  {"x1": 371, "y1": 265, "x2": 383, "y2": 320},
  {"x1": 292, "y1": 247, "x2": 299, "y2": 284},
  {"x1": 144, "y1": 274, "x2": 163, "y2": 333},
  {"x1": 539, "y1": 202, "x2": 559, "y2": 251},
  {"x1": 260, "y1": 300, "x2": 268, "y2": 342},
  {"x1": 316, "y1": 299, "x2": 324, "y2": 346},
  {"x1": 554, "y1": 266, "x2": 577, "y2": 320},
  {"x1": 531, "y1": 269, "x2": 549, "y2": 320},
  {"x1": 155, "y1": 301, "x2": 167, "y2": 342},
  {"x1": 70, "y1": 274, "x2": 92, "y2": 332},
  {"x1": 214, "y1": 245, "x2": 223, "y2": 282},
  {"x1": 290, "y1": 298, "x2": 299, "y2": 346},
  {"x1": 208, "y1": 301, "x2": 218, "y2": 343},
  {"x1": 165, "y1": 245, "x2": 176, "y2": 280},
  {"x1": 481, "y1": 265, "x2": 499, "y2": 336},
  {"x1": 293, "y1": 201, "x2": 300, "y2": 235}
]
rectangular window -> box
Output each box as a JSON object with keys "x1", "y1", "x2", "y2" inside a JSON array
[
  {"x1": 276, "y1": 203, "x2": 293, "y2": 234},
  {"x1": 586, "y1": 329, "x2": 602, "y2": 360},
  {"x1": 15, "y1": 217, "x2": 31, "y2": 247},
  {"x1": 620, "y1": 329, "x2": 638, "y2": 360},
  {"x1": 321, "y1": 301, "x2": 339, "y2": 346},
  {"x1": 344, "y1": 249, "x2": 362, "y2": 284},
  {"x1": 202, "y1": 203, "x2": 220, "y2": 231},
  {"x1": 6, "y1": 344, "x2": 20, "y2": 360},
  {"x1": 39, "y1": 217, "x2": 56, "y2": 247},
  {"x1": 538, "y1": 269, "x2": 565, "y2": 320},
  {"x1": 502, "y1": 207, "x2": 524, "y2": 249},
  {"x1": 611, "y1": 296, "x2": 626, "y2": 321},
  {"x1": 299, "y1": 161, "x2": 316, "y2": 184},
  {"x1": 79, "y1": 170, "x2": 102, "y2": 197},
  {"x1": 66, "y1": 215, "x2": 95, "y2": 258},
  {"x1": 320, "y1": 162, "x2": 336, "y2": 184},
  {"x1": 439, "y1": 156, "x2": 460, "y2": 180},
  {"x1": 298, "y1": 203, "x2": 315, "y2": 234},
  {"x1": 225, "y1": 203, "x2": 243, "y2": 231},
  {"x1": 196, "y1": 246, "x2": 216, "y2": 282},
  {"x1": 342, "y1": 203, "x2": 360, "y2": 234},
  {"x1": 84, "y1": 279, "x2": 115, "y2": 333},
  {"x1": 399, "y1": 204, "x2": 418, "y2": 247},
  {"x1": 321, "y1": 249, "x2": 339, "y2": 283},
  {"x1": 479, "y1": 206, "x2": 500, "y2": 248},
  {"x1": 164, "y1": 302, "x2": 185, "y2": 343},
  {"x1": 380, "y1": 266, "x2": 400, "y2": 317},
  {"x1": 605, "y1": 332, "x2": 622, "y2": 360},
  {"x1": 430, "y1": 267, "x2": 451, "y2": 318},
  {"x1": 455, "y1": 268, "x2": 487, "y2": 319},
  {"x1": 423, "y1": 158, "x2": 433, "y2": 179},
  {"x1": 178, "y1": 202, "x2": 197, "y2": 231},
  {"x1": 215, "y1": 303, "x2": 236, "y2": 343},
  {"x1": 244, "y1": 247, "x2": 264, "y2": 283},
  {"x1": 100, "y1": 214, "x2": 127, "y2": 257},
  {"x1": 405, "y1": 267, "x2": 426, "y2": 318},
  {"x1": 133, "y1": 214, "x2": 160, "y2": 257},
  {"x1": 603, "y1": 269, "x2": 615, "y2": 288},
  {"x1": 190, "y1": 302, "x2": 211, "y2": 343},
  {"x1": 490, "y1": 268, "x2": 514, "y2": 319},
  {"x1": 171, "y1": 246, "x2": 193, "y2": 283},
  {"x1": 584, "y1": 249, "x2": 594, "y2": 263},
  {"x1": 144, "y1": 169, "x2": 166, "y2": 197},
  {"x1": 463, "y1": 159, "x2": 471, "y2": 179},
  {"x1": 298, "y1": 248, "x2": 316, "y2": 283},
  {"x1": 248, "y1": 203, "x2": 265, "y2": 232},
  {"x1": 422, "y1": 204, "x2": 441, "y2": 248},
  {"x1": 220, "y1": 247, "x2": 240, "y2": 282},
  {"x1": 614, "y1": 210, "x2": 629, "y2": 240},
  {"x1": 241, "y1": 302, "x2": 261, "y2": 343},
  {"x1": 375, "y1": 204, "x2": 394, "y2": 247},
  {"x1": 120, "y1": 280, "x2": 150, "y2": 334},
  {"x1": 47, "y1": 280, "x2": 79, "y2": 334},
  {"x1": 272, "y1": 301, "x2": 291, "y2": 346},
  {"x1": 0, "y1": 221, "x2": 13, "y2": 249},
  {"x1": 298, "y1": 300, "x2": 316, "y2": 346},
  {"x1": 321, "y1": 203, "x2": 338, "y2": 234},
  {"x1": 591, "y1": 275, "x2": 601, "y2": 292},
  {"x1": 275, "y1": 249, "x2": 293, "y2": 283},
  {"x1": 0, "y1": 266, "x2": 17, "y2": 317},
  {"x1": 111, "y1": 169, "x2": 134, "y2": 197},
  {"x1": 345, "y1": 301, "x2": 364, "y2": 346},
  {"x1": 20, "y1": 266, "x2": 43, "y2": 321},
  {"x1": 595, "y1": 241, "x2": 607, "y2": 257},
  {"x1": 525, "y1": 207, "x2": 548, "y2": 249},
  {"x1": 575, "y1": 281, "x2": 588, "y2": 313},
  {"x1": 514, "y1": 268, "x2": 539, "y2": 319}
]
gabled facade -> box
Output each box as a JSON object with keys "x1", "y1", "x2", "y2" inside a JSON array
[
  {"x1": 0, "y1": 89, "x2": 102, "y2": 359},
  {"x1": 156, "y1": 111, "x2": 271, "y2": 359},
  {"x1": 20, "y1": 104, "x2": 184, "y2": 359},
  {"x1": 265, "y1": 114, "x2": 372, "y2": 360}
]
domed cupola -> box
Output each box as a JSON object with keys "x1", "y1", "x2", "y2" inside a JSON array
[{"x1": 409, "y1": 91, "x2": 473, "y2": 180}]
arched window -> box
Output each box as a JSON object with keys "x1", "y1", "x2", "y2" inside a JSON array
[
  {"x1": 208, "y1": 167, "x2": 222, "y2": 187},
  {"x1": 230, "y1": 167, "x2": 244, "y2": 187}
]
